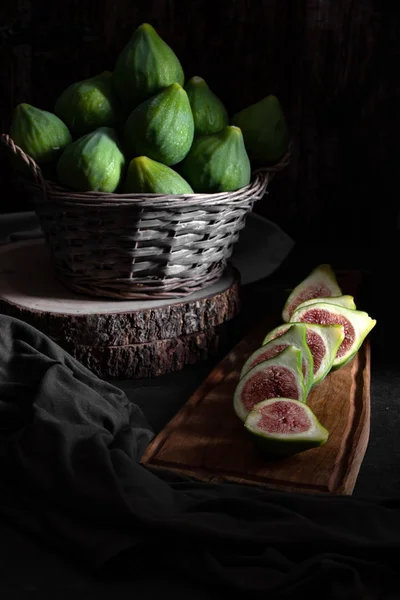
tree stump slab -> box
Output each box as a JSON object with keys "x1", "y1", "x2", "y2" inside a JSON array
[
  {"x1": 72, "y1": 327, "x2": 228, "y2": 380},
  {"x1": 0, "y1": 240, "x2": 241, "y2": 379}
]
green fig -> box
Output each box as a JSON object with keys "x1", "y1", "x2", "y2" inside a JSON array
[
  {"x1": 113, "y1": 22, "x2": 185, "y2": 110},
  {"x1": 282, "y1": 264, "x2": 343, "y2": 323},
  {"x1": 184, "y1": 76, "x2": 229, "y2": 136},
  {"x1": 123, "y1": 82, "x2": 194, "y2": 166},
  {"x1": 54, "y1": 71, "x2": 121, "y2": 137},
  {"x1": 123, "y1": 156, "x2": 194, "y2": 194},
  {"x1": 57, "y1": 127, "x2": 125, "y2": 192},
  {"x1": 262, "y1": 322, "x2": 345, "y2": 387},
  {"x1": 296, "y1": 294, "x2": 357, "y2": 312},
  {"x1": 245, "y1": 398, "x2": 329, "y2": 458},
  {"x1": 232, "y1": 94, "x2": 290, "y2": 164},
  {"x1": 179, "y1": 125, "x2": 251, "y2": 193},
  {"x1": 9, "y1": 103, "x2": 72, "y2": 165},
  {"x1": 240, "y1": 323, "x2": 314, "y2": 393},
  {"x1": 290, "y1": 302, "x2": 376, "y2": 370},
  {"x1": 233, "y1": 346, "x2": 306, "y2": 423}
]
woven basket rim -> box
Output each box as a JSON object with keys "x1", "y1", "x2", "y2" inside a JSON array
[
  {"x1": 22, "y1": 171, "x2": 267, "y2": 200},
  {"x1": 0, "y1": 132, "x2": 292, "y2": 299},
  {"x1": 1, "y1": 133, "x2": 292, "y2": 204}
]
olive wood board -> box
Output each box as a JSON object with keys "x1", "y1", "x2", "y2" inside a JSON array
[{"x1": 141, "y1": 284, "x2": 371, "y2": 495}]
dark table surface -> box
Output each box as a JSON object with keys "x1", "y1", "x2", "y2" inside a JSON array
[{"x1": 0, "y1": 215, "x2": 399, "y2": 599}]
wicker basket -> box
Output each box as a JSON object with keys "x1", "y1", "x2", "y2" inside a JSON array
[{"x1": 1, "y1": 133, "x2": 291, "y2": 300}]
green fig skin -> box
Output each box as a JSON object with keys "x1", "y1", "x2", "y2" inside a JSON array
[
  {"x1": 247, "y1": 429, "x2": 328, "y2": 459},
  {"x1": 54, "y1": 71, "x2": 122, "y2": 138},
  {"x1": 123, "y1": 83, "x2": 194, "y2": 166},
  {"x1": 244, "y1": 399, "x2": 329, "y2": 459},
  {"x1": 240, "y1": 323, "x2": 314, "y2": 393},
  {"x1": 232, "y1": 95, "x2": 290, "y2": 164},
  {"x1": 184, "y1": 76, "x2": 229, "y2": 136},
  {"x1": 123, "y1": 156, "x2": 194, "y2": 194},
  {"x1": 290, "y1": 302, "x2": 376, "y2": 369},
  {"x1": 113, "y1": 22, "x2": 185, "y2": 111},
  {"x1": 178, "y1": 125, "x2": 251, "y2": 193},
  {"x1": 9, "y1": 103, "x2": 72, "y2": 165},
  {"x1": 57, "y1": 127, "x2": 125, "y2": 193},
  {"x1": 282, "y1": 264, "x2": 342, "y2": 323}
]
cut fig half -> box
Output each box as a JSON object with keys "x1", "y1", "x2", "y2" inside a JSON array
[
  {"x1": 290, "y1": 302, "x2": 376, "y2": 369},
  {"x1": 244, "y1": 398, "x2": 329, "y2": 458},
  {"x1": 282, "y1": 264, "x2": 342, "y2": 323},
  {"x1": 262, "y1": 322, "x2": 345, "y2": 385},
  {"x1": 240, "y1": 323, "x2": 314, "y2": 392},
  {"x1": 233, "y1": 345, "x2": 306, "y2": 423},
  {"x1": 296, "y1": 294, "x2": 356, "y2": 312}
]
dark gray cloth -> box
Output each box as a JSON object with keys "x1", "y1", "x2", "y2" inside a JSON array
[{"x1": 0, "y1": 314, "x2": 399, "y2": 599}]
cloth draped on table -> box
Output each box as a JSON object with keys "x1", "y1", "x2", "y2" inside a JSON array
[{"x1": 0, "y1": 314, "x2": 399, "y2": 599}]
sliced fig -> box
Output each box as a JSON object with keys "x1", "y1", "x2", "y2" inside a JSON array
[
  {"x1": 244, "y1": 398, "x2": 329, "y2": 458},
  {"x1": 240, "y1": 324, "x2": 314, "y2": 392},
  {"x1": 282, "y1": 264, "x2": 342, "y2": 323},
  {"x1": 262, "y1": 322, "x2": 345, "y2": 385},
  {"x1": 296, "y1": 294, "x2": 356, "y2": 312},
  {"x1": 233, "y1": 346, "x2": 306, "y2": 423},
  {"x1": 262, "y1": 323, "x2": 292, "y2": 344},
  {"x1": 290, "y1": 302, "x2": 376, "y2": 368}
]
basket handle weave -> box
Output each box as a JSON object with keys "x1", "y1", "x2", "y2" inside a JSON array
[
  {"x1": 0, "y1": 133, "x2": 47, "y2": 194},
  {"x1": 253, "y1": 142, "x2": 293, "y2": 177}
]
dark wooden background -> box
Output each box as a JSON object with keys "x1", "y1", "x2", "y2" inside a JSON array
[{"x1": 0, "y1": 0, "x2": 398, "y2": 248}]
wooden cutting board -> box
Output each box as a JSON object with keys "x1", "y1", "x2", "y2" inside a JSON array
[{"x1": 141, "y1": 272, "x2": 371, "y2": 495}]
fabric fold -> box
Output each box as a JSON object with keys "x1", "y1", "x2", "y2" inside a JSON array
[{"x1": 0, "y1": 314, "x2": 399, "y2": 599}]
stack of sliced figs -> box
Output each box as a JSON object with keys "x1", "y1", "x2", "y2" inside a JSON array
[{"x1": 233, "y1": 264, "x2": 376, "y2": 459}]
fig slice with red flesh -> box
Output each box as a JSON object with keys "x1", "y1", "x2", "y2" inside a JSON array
[
  {"x1": 244, "y1": 398, "x2": 329, "y2": 458},
  {"x1": 282, "y1": 264, "x2": 342, "y2": 323},
  {"x1": 296, "y1": 294, "x2": 356, "y2": 312},
  {"x1": 262, "y1": 322, "x2": 345, "y2": 385},
  {"x1": 240, "y1": 323, "x2": 314, "y2": 393},
  {"x1": 233, "y1": 345, "x2": 306, "y2": 423},
  {"x1": 290, "y1": 302, "x2": 376, "y2": 369}
]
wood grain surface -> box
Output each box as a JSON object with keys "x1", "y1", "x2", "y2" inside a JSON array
[
  {"x1": 0, "y1": 240, "x2": 240, "y2": 345},
  {"x1": 141, "y1": 315, "x2": 371, "y2": 495},
  {"x1": 0, "y1": 239, "x2": 241, "y2": 378},
  {"x1": 71, "y1": 326, "x2": 228, "y2": 380},
  {"x1": 0, "y1": 1, "x2": 398, "y2": 247}
]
